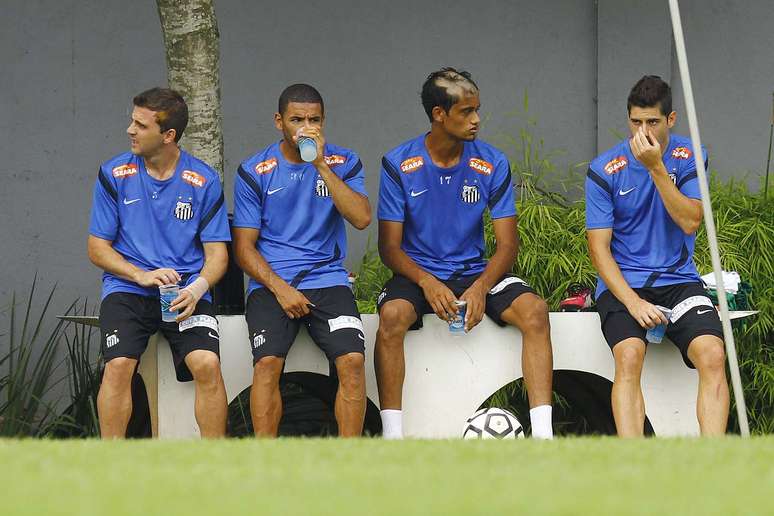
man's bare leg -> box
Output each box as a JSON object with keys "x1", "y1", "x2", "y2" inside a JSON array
[
  {"x1": 185, "y1": 350, "x2": 227, "y2": 438},
  {"x1": 687, "y1": 335, "x2": 729, "y2": 436},
  {"x1": 374, "y1": 299, "x2": 417, "y2": 438},
  {"x1": 611, "y1": 338, "x2": 647, "y2": 437},
  {"x1": 334, "y1": 352, "x2": 366, "y2": 437},
  {"x1": 97, "y1": 357, "x2": 138, "y2": 439},
  {"x1": 250, "y1": 355, "x2": 285, "y2": 437}
]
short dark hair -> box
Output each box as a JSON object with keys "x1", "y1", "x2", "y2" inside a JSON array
[
  {"x1": 278, "y1": 83, "x2": 324, "y2": 115},
  {"x1": 420, "y1": 67, "x2": 479, "y2": 122},
  {"x1": 627, "y1": 75, "x2": 672, "y2": 116},
  {"x1": 133, "y1": 87, "x2": 188, "y2": 142}
]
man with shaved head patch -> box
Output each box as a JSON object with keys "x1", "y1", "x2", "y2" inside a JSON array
[{"x1": 374, "y1": 68, "x2": 555, "y2": 439}]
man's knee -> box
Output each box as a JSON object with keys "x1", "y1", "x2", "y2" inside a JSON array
[
  {"x1": 187, "y1": 350, "x2": 222, "y2": 383},
  {"x1": 377, "y1": 300, "x2": 415, "y2": 341},
  {"x1": 253, "y1": 355, "x2": 284, "y2": 384},
  {"x1": 690, "y1": 338, "x2": 726, "y2": 374},
  {"x1": 102, "y1": 357, "x2": 137, "y2": 387},
  {"x1": 614, "y1": 341, "x2": 646, "y2": 377},
  {"x1": 510, "y1": 296, "x2": 550, "y2": 335},
  {"x1": 336, "y1": 352, "x2": 366, "y2": 394}
]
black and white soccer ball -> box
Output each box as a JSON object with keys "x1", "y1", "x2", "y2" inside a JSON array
[{"x1": 462, "y1": 407, "x2": 525, "y2": 439}]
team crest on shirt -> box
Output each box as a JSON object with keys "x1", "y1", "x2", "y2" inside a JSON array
[
  {"x1": 174, "y1": 197, "x2": 194, "y2": 221},
  {"x1": 181, "y1": 170, "x2": 206, "y2": 188},
  {"x1": 671, "y1": 146, "x2": 692, "y2": 159},
  {"x1": 112, "y1": 164, "x2": 138, "y2": 178},
  {"x1": 324, "y1": 155, "x2": 346, "y2": 167},
  {"x1": 255, "y1": 158, "x2": 278, "y2": 175},
  {"x1": 400, "y1": 156, "x2": 424, "y2": 173},
  {"x1": 315, "y1": 177, "x2": 330, "y2": 197},
  {"x1": 604, "y1": 156, "x2": 628, "y2": 175},
  {"x1": 461, "y1": 184, "x2": 480, "y2": 204},
  {"x1": 469, "y1": 158, "x2": 493, "y2": 176}
]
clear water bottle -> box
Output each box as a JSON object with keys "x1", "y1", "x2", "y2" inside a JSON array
[{"x1": 298, "y1": 137, "x2": 317, "y2": 163}]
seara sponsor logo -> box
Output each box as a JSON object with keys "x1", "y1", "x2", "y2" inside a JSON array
[
  {"x1": 400, "y1": 156, "x2": 424, "y2": 173},
  {"x1": 255, "y1": 157, "x2": 277, "y2": 175},
  {"x1": 604, "y1": 156, "x2": 628, "y2": 175},
  {"x1": 182, "y1": 170, "x2": 206, "y2": 188},
  {"x1": 671, "y1": 146, "x2": 693, "y2": 160},
  {"x1": 469, "y1": 158, "x2": 493, "y2": 175},
  {"x1": 324, "y1": 154, "x2": 346, "y2": 166},
  {"x1": 112, "y1": 163, "x2": 138, "y2": 178}
]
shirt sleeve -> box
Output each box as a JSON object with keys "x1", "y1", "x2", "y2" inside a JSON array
[
  {"x1": 377, "y1": 156, "x2": 406, "y2": 222},
  {"x1": 199, "y1": 178, "x2": 231, "y2": 242},
  {"x1": 232, "y1": 164, "x2": 263, "y2": 229},
  {"x1": 341, "y1": 153, "x2": 367, "y2": 197},
  {"x1": 677, "y1": 146, "x2": 708, "y2": 200},
  {"x1": 488, "y1": 157, "x2": 517, "y2": 219},
  {"x1": 88, "y1": 167, "x2": 119, "y2": 240},
  {"x1": 585, "y1": 166, "x2": 614, "y2": 229}
]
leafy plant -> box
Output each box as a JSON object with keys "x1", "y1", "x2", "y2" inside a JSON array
[{"x1": 0, "y1": 276, "x2": 75, "y2": 436}]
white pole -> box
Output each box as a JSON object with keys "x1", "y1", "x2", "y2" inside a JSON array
[{"x1": 667, "y1": 0, "x2": 750, "y2": 436}]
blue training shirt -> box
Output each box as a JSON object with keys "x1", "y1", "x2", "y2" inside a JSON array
[
  {"x1": 378, "y1": 134, "x2": 516, "y2": 280},
  {"x1": 585, "y1": 133, "x2": 706, "y2": 298},
  {"x1": 89, "y1": 150, "x2": 231, "y2": 301},
  {"x1": 233, "y1": 141, "x2": 367, "y2": 294}
]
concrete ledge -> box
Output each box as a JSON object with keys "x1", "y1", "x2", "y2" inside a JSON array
[{"x1": 136, "y1": 311, "x2": 758, "y2": 438}]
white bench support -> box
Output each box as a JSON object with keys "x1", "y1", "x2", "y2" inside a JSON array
[{"x1": 136, "y1": 311, "x2": 760, "y2": 438}]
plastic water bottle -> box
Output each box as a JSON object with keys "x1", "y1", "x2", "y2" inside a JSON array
[
  {"x1": 645, "y1": 305, "x2": 672, "y2": 343},
  {"x1": 298, "y1": 137, "x2": 317, "y2": 163},
  {"x1": 448, "y1": 300, "x2": 467, "y2": 335}
]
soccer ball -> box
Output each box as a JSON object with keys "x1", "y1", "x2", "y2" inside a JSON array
[{"x1": 462, "y1": 407, "x2": 525, "y2": 439}]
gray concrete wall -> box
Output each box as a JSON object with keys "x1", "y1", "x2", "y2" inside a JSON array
[{"x1": 1, "y1": 0, "x2": 772, "y2": 320}]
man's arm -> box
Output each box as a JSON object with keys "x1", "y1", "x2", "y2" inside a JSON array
[
  {"x1": 170, "y1": 241, "x2": 228, "y2": 321},
  {"x1": 632, "y1": 127, "x2": 702, "y2": 234},
  {"x1": 378, "y1": 220, "x2": 457, "y2": 320},
  {"x1": 587, "y1": 228, "x2": 668, "y2": 328},
  {"x1": 300, "y1": 129, "x2": 371, "y2": 229},
  {"x1": 459, "y1": 216, "x2": 518, "y2": 331},
  {"x1": 87, "y1": 235, "x2": 180, "y2": 286},
  {"x1": 233, "y1": 227, "x2": 313, "y2": 319}
]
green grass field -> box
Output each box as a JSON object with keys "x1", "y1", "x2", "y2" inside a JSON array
[{"x1": 1, "y1": 437, "x2": 772, "y2": 516}]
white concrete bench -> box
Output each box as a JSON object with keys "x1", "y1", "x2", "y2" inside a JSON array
[{"x1": 130, "y1": 311, "x2": 755, "y2": 438}]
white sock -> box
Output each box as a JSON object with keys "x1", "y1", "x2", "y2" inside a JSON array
[
  {"x1": 529, "y1": 405, "x2": 554, "y2": 440},
  {"x1": 380, "y1": 409, "x2": 403, "y2": 439}
]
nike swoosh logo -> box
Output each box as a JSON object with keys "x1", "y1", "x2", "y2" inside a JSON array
[
  {"x1": 267, "y1": 187, "x2": 285, "y2": 195},
  {"x1": 618, "y1": 187, "x2": 636, "y2": 196},
  {"x1": 123, "y1": 198, "x2": 141, "y2": 205},
  {"x1": 357, "y1": 333, "x2": 365, "y2": 341},
  {"x1": 696, "y1": 309, "x2": 714, "y2": 315},
  {"x1": 410, "y1": 189, "x2": 428, "y2": 197},
  {"x1": 208, "y1": 332, "x2": 219, "y2": 339}
]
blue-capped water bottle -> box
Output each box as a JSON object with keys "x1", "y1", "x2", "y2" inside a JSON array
[{"x1": 298, "y1": 135, "x2": 317, "y2": 163}]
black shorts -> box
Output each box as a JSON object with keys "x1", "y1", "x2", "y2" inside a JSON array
[
  {"x1": 377, "y1": 273, "x2": 536, "y2": 330},
  {"x1": 246, "y1": 286, "x2": 365, "y2": 363},
  {"x1": 99, "y1": 292, "x2": 220, "y2": 382},
  {"x1": 596, "y1": 282, "x2": 723, "y2": 368}
]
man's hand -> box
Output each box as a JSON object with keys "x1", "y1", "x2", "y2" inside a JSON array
[
  {"x1": 630, "y1": 126, "x2": 663, "y2": 171},
  {"x1": 133, "y1": 268, "x2": 181, "y2": 287},
  {"x1": 295, "y1": 127, "x2": 326, "y2": 167},
  {"x1": 625, "y1": 297, "x2": 669, "y2": 329},
  {"x1": 274, "y1": 283, "x2": 314, "y2": 319},
  {"x1": 419, "y1": 276, "x2": 458, "y2": 321},
  {"x1": 459, "y1": 281, "x2": 487, "y2": 332},
  {"x1": 170, "y1": 289, "x2": 197, "y2": 322}
]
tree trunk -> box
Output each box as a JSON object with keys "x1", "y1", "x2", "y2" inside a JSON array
[{"x1": 156, "y1": 0, "x2": 223, "y2": 181}]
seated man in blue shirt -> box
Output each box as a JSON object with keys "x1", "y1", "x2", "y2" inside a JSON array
[
  {"x1": 89, "y1": 88, "x2": 231, "y2": 438},
  {"x1": 586, "y1": 75, "x2": 728, "y2": 436},
  {"x1": 233, "y1": 84, "x2": 371, "y2": 437},
  {"x1": 376, "y1": 68, "x2": 554, "y2": 439}
]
